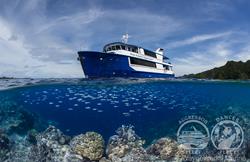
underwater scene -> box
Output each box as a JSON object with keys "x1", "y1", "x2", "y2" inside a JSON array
[{"x1": 0, "y1": 78, "x2": 250, "y2": 161}]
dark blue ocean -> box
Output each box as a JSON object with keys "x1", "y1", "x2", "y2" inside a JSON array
[{"x1": 1, "y1": 79, "x2": 250, "y2": 144}]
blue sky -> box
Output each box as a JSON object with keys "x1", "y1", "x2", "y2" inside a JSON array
[{"x1": 0, "y1": 0, "x2": 250, "y2": 77}]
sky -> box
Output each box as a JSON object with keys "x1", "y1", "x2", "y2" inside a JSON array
[{"x1": 0, "y1": 0, "x2": 250, "y2": 78}]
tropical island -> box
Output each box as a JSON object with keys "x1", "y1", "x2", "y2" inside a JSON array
[{"x1": 183, "y1": 60, "x2": 250, "y2": 80}]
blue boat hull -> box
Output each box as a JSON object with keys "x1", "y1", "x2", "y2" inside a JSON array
[{"x1": 78, "y1": 51, "x2": 175, "y2": 78}]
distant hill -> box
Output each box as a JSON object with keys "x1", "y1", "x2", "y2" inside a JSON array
[
  {"x1": 183, "y1": 60, "x2": 250, "y2": 80},
  {"x1": 0, "y1": 77, "x2": 14, "y2": 79}
]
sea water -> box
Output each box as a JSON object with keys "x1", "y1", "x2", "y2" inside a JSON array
[{"x1": 0, "y1": 78, "x2": 250, "y2": 144}]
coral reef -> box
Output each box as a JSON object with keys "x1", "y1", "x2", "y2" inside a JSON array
[
  {"x1": 0, "y1": 132, "x2": 10, "y2": 161},
  {"x1": 0, "y1": 96, "x2": 48, "y2": 161},
  {"x1": 28, "y1": 126, "x2": 71, "y2": 162},
  {"x1": 106, "y1": 125, "x2": 144, "y2": 158},
  {"x1": 147, "y1": 137, "x2": 187, "y2": 161},
  {"x1": 0, "y1": 97, "x2": 46, "y2": 135},
  {"x1": 106, "y1": 125, "x2": 155, "y2": 162},
  {"x1": 1, "y1": 121, "x2": 249, "y2": 162},
  {"x1": 70, "y1": 132, "x2": 105, "y2": 160},
  {"x1": 0, "y1": 102, "x2": 248, "y2": 162}
]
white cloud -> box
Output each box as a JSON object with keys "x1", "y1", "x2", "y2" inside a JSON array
[
  {"x1": 169, "y1": 30, "x2": 250, "y2": 76},
  {"x1": 212, "y1": 44, "x2": 232, "y2": 57},
  {"x1": 0, "y1": 2, "x2": 184, "y2": 78},
  {"x1": 0, "y1": 0, "x2": 249, "y2": 78},
  {"x1": 102, "y1": 9, "x2": 184, "y2": 42},
  {"x1": 167, "y1": 32, "x2": 231, "y2": 48},
  {"x1": 0, "y1": 17, "x2": 82, "y2": 78},
  {"x1": 196, "y1": 1, "x2": 235, "y2": 22},
  {"x1": 35, "y1": 9, "x2": 103, "y2": 35},
  {"x1": 235, "y1": 45, "x2": 250, "y2": 61},
  {"x1": 0, "y1": 1, "x2": 106, "y2": 78},
  {"x1": 173, "y1": 41, "x2": 233, "y2": 76}
]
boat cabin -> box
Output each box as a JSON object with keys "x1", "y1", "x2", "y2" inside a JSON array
[
  {"x1": 103, "y1": 42, "x2": 169, "y2": 59},
  {"x1": 103, "y1": 42, "x2": 172, "y2": 71},
  {"x1": 104, "y1": 42, "x2": 139, "y2": 53}
]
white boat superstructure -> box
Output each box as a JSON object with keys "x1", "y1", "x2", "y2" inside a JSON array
[{"x1": 103, "y1": 42, "x2": 174, "y2": 76}]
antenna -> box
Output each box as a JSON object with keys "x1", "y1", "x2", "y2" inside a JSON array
[{"x1": 121, "y1": 33, "x2": 130, "y2": 43}]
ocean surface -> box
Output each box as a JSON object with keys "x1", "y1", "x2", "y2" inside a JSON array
[{"x1": 0, "y1": 78, "x2": 250, "y2": 144}]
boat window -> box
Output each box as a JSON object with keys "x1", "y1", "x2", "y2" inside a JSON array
[
  {"x1": 130, "y1": 57, "x2": 156, "y2": 68},
  {"x1": 107, "y1": 47, "x2": 111, "y2": 51},
  {"x1": 132, "y1": 48, "x2": 138, "y2": 53},
  {"x1": 121, "y1": 45, "x2": 125, "y2": 50},
  {"x1": 128, "y1": 47, "x2": 131, "y2": 51},
  {"x1": 144, "y1": 49, "x2": 157, "y2": 58},
  {"x1": 112, "y1": 46, "x2": 116, "y2": 50},
  {"x1": 116, "y1": 45, "x2": 121, "y2": 50},
  {"x1": 163, "y1": 65, "x2": 169, "y2": 70}
]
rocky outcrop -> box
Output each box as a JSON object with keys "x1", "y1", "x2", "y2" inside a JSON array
[{"x1": 70, "y1": 132, "x2": 105, "y2": 161}]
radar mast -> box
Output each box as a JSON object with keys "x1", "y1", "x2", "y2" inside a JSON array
[{"x1": 121, "y1": 33, "x2": 130, "y2": 43}]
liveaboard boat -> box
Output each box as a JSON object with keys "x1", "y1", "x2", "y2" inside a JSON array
[{"x1": 78, "y1": 34, "x2": 174, "y2": 78}]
